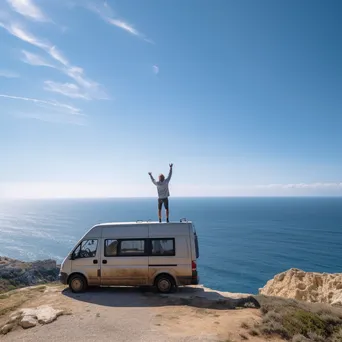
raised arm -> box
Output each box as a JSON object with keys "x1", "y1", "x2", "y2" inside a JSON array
[
  {"x1": 166, "y1": 163, "x2": 173, "y2": 182},
  {"x1": 148, "y1": 172, "x2": 157, "y2": 185}
]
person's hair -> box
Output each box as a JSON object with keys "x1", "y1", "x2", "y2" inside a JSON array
[{"x1": 159, "y1": 174, "x2": 165, "y2": 182}]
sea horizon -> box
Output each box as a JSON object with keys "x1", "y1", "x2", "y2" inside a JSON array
[{"x1": 2, "y1": 195, "x2": 342, "y2": 200}]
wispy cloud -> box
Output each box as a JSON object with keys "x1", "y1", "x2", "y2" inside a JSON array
[
  {"x1": 0, "y1": 69, "x2": 20, "y2": 78},
  {"x1": 21, "y1": 50, "x2": 55, "y2": 68},
  {"x1": 107, "y1": 18, "x2": 139, "y2": 36},
  {"x1": 62, "y1": 66, "x2": 107, "y2": 99},
  {"x1": 48, "y1": 46, "x2": 68, "y2": 66},
  {"x1": 0, "y1": 94, "x2": 83, "y2": 115},
  {"x1": 256, "y1": 183, "x2": 342, "y2": 189},
  {"x1": 44, "y1": 81, "x2": 90, "y2": 100},
  {"x1": 1, "y1": 21, "x2": 63, "y2": 64},
  {"x1": 87, "y1": 1, "x2": 153, "y2": 43},
  {"x1": 6, "y1": 0, "x2": 49, "y2": 22},
  {"x1": 14, "y1": 111, "x2": 86, "y2": 125},
  {"x1": 0, "y1": 21, "x2": 107, "y2": 99},
  {"x1": 0, "y1": 21, "x2": 48, "y2": 49},
  {"x1": 0, "y1": 94, "x2": 86, "y2": 125},
  {"x1": 152, "y1": 65, "x2": 159, "y2": 74}
]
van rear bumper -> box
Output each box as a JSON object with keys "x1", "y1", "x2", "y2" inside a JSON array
[
  {"x1": 178, "y1": 276, "x2": 199, "y2": 285},
  {"x1": 59, "y1": 272, "x2": 68, "y2": 285},
  {"x1": 191, "y1": 277, "x2": 199, "y2": 285}
]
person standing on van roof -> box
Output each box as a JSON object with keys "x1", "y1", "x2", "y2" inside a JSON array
[{"x1": 148, "y1": 163, "x2": 173, "y2": 223}]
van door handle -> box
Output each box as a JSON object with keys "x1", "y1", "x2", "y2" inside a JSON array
[
  {"x1": 102, "y1": 260, "x2": 107, "y2": 264},
  {"x1": 93, "y1": 259, "x2": 98, "y2": 264}
]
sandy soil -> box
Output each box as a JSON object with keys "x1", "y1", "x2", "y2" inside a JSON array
[{"x1": 0, "y1": 285, "x2": 281, "y2": 342}]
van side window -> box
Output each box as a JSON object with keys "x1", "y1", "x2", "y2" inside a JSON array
[
  {"x1": 151, "y1": 239, "x2": 175, "y2": 256},
  {"x1": 73, "y1": 239, "x2": 98, "y2": 259},
  {"x1": 105, "y1": 239, "x2": 118, "y2": 257},
  {"x1": 119, "y1": 240, "x2": 146, "y2": 256}
]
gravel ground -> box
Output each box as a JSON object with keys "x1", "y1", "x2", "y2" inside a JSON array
[{"x1": 0, "y1": 286, "x2": 262, "y2": 342}]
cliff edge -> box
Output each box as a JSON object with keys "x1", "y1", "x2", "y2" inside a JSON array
[{"x1": 259, "y1": 268, "x2": 342, "y2": 306}]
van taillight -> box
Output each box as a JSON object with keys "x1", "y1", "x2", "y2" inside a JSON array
[{"x1": 191, "y1": 260, "x2": 198, "y2": 280}]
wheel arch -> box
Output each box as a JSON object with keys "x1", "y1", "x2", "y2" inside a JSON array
[
  {"x1": 153, "y1": 272, "x2": 177, "y2": 286},
  {"x1": 67, "y1": 272, "x2": 88, "y2": 285}
]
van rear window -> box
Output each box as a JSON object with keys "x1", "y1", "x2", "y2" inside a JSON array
[
  {"x1": 104, "y1": 238, "x2": 175, "y2": 257},
  {"x1": 151, "y1": 239, "x2": 175, "y2": 256},
  {"x1": 104, "y1": 239, "x2": 147, "y2": 257},
  {"x1": 120, "y1": 240, "x2": 146, "y2": 256}
]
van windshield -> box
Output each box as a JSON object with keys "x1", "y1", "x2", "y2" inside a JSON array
[{"x1": 73, "y1": 239, "x2": 98, "y2": 259}]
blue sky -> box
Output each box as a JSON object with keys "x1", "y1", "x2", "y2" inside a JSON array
[{"x1": 0, "y1": 0, "x2": 341, "y2": 198}]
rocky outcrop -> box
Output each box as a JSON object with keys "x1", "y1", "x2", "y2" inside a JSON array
[
  {"x1": 1, "y1": 305, "x2": 64, "y2": 334},
  {"x1": 0, "y1": 256, "x2": 59, "y2": 293},
  {"x1": 259, "y1": 268, "x2": 342, "y2": 306}
]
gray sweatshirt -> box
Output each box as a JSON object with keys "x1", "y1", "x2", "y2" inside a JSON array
[{"x1": 150, "y1": 168, "x2": 173, "y2": 199}]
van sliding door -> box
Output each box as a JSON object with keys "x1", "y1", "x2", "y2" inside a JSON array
[{"x1": 100, "y1": 225, "x2": 149, "y2": 286}]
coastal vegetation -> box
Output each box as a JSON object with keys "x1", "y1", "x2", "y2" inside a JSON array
[{"x1": 242, "y1": 295, "x2": 342, "y2": 341}]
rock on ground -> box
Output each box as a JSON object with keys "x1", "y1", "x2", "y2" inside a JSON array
[
  {"x1": 20, "y1": 316, "x2": 38, "y2": 329},
  {"x1": 36, "y1": 306, "x2": 64, "y2": 324},
  {"x1": 259, "y1": 268, "x2": 342, "y2": 306},
  {"x1": 1, "y1": 305, "x2": 64, "y2": 334},
  {"x1": 19, "y1": 305, "x2": 64, "y2": 325},
  {"x1": 0, "y1": 323, "x2": 15, "y2": 334}
]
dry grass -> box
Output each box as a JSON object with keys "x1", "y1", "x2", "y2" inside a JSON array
[
  {"x1": 239, "y1": 332, "x2": 249, "y2": 340},
  {"x1": 242, "y1": 295, "x2": 342, "y2": 341},
  {"x1": 240, "y1": 321, "x2": 249, "y2": 329},
  {"x1": 248, "y1": 328, "x2": 259, "y2": 336},
  {"x1": 0, "y1": 285, "x2": 46, "y2": 317}
]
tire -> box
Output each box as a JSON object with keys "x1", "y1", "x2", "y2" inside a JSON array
[
  {"x1": 69, "y1": 274, "x2": 87, "y2": 293},
  {"x1": 155, "y1": 274, "x2": 176, "y2": 294}
]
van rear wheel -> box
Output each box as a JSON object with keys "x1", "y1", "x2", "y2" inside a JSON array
[
  {"x1": 69, "y1": 274, "x2": 87, "y2": 293},
  {"x1": 155, "y1": 274, "x2": 176, "y2": 294}
]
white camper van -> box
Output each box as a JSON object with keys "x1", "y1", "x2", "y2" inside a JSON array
[{"x1": 59, "y1": 220, "x2": 200, "y2": 293}]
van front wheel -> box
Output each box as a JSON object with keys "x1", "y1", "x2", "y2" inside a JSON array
[
  {"x1": 155, "y1": 274, "x2": 176, "y2": 294},
  {"x1": 69, "y1": 274, "x2": 87, "y2": 293}
]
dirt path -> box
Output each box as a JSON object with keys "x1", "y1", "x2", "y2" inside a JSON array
[{"x1": 0, "y1": 285, "x2": 277, "y2": 342}]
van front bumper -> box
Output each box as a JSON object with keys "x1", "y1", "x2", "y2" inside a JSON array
[{"x1": 59, "y1": 272, "x2": 68, "y2": 285}]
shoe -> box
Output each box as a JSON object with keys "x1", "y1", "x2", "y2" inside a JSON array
[
  {"x1": 159, "y1": 218, "x2": 162, "y2": 223},
  {"x1": 166, "y1": 218, "x2": 169, "y2": 223}
]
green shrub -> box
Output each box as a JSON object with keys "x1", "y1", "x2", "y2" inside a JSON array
[{"x1": 254, "y1": 295, "x2": 342, "y2": 341}]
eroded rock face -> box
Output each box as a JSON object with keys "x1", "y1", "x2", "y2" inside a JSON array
[
  {"x1": 0, "y1": 256, "x2": 59, "y2": 292},
  {"x1": 259, "y1": 268, "x2": 342, "y2": 306}
]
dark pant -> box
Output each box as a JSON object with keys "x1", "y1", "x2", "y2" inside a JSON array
[{"x1": 158, "y1": 198, "x2": 169, "y2": 210}]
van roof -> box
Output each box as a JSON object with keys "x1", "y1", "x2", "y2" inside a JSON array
[{"x1": 95, "y1": 221, "x2": 192, "y2": 227}]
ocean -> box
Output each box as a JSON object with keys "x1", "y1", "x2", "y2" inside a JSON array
[{"x1": 0, "y1": 197, "x2": 341, "y2": 294}]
